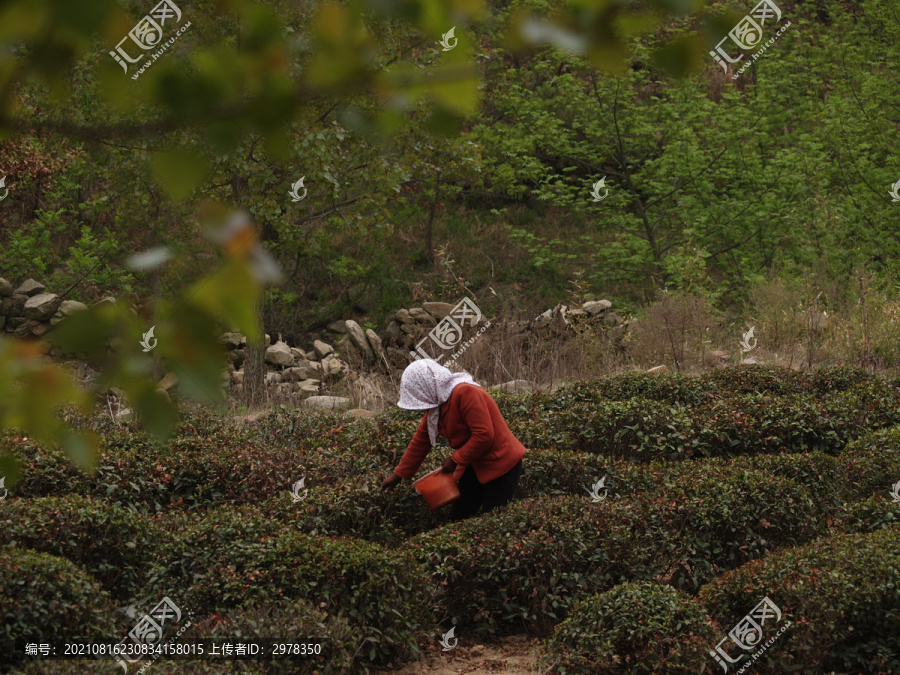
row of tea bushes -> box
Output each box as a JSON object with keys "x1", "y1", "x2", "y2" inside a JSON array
[
  {"x1": 410, "y1": 464, "x2": 824, "y2": 638},
  {"x1": 504, "y1": 388, "x2": 900, "y2": 461},
  {"x1": 0, "y1": 496, "x2": 158, "y2": 600},
  {"x1": 1, "y1": 536, "x2": 402, "y2": 672},
  {"x1": 545, "y1": 365, "x2": 887, "y2": 405},
  {"x1": 541, "y1": 523, "x2": 900, "y2": 674},
  {"x1": 145, "y1": 509, "x2": 437, "y2": 666},
  {"x1": 4, "y1": 424, "x2": 896, "y2": 618},
  {"x1": 5, "y1": 367, "x2": 898, "y2": 509}
]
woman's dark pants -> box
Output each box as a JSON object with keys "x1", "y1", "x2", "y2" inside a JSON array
[{"x1": 449, "y1": 459, "x2": 524, "y2": 521}]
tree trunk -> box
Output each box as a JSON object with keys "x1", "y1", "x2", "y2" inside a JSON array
[{"x1": 231, "y1": 174, "x2": 268, "y2": 408}]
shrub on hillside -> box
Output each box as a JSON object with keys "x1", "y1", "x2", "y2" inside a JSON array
[
  {"x1": 702, "y1": 365, "x2": 811, "y2": 395},
  {"x1": 699, "y1": 526, "x2": 900, "y2": 674},
  {"x1": 411, "y1": 496, "x2": 658, "y2": 637},
  {"x1": 412, "y1": 467, "x2": 821, "y2": 636},
  {"x1": 543, "y1": 582, "x2": 719, "y2": 674},
  {"x1": 153, "y1": 515, "x2": 436, "y2": 666},
  {"x1": 0, "y1": 496, "x2": 158, "y2": 599},
  {"x1": 552, "y1": 372, "x2": 719, "y2": 406},
  {"x1": 1, "y1": 548, "x2": 117, "y2": 668},
  {"x1": 189, "y1": 599, "x2": 359, "y2": 673},
  {"x1": 808, "y1": 365, "x2": 880, "y2": 393},
  {"x1": 835, "y1": 495, "x2": 900, "y2": 534},
  {"x1": 642, "y1": 466, "x2": 820, "y2": 592}
]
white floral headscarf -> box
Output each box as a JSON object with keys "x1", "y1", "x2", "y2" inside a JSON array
[{"x1": 398, "y1": 359, "x2": 479, "y2": 446}]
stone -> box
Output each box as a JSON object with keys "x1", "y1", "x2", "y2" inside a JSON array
[
  {"x1": 305, "y1": 351, "x2": 317, "y2": 361},
  {"x1": 8, "y1": 294, "x2": 26, "y2": 316},
  {"x1": 298, "y1": 383, "x2": 320, "y2": 396},
  {"x1": 92, "y1": 297, "x2": 116, "y2": 308},
  {"x1": 0, "y1": 278, "x2": 12, "y2": 297},
  {"x1": 6, "y1": 316, "x2": 26, "y2": 329},
  {"x1": 647, "y1": 365, "x2": 669, "y2": 375},
  {"x1": 393, "y1": 308, "x2": 413, "y2": 325},
  {"x1": 283, "y1": 362, "x2": 318, "y2": 382},
  {"x1": 290, "y1": 347, "x2": 306, "y2": 362},
  {"x1": 345, "y1": 320, "x2": 374, "y2": 362},
  {"x1": 30, "y1": 322, "x2": 51, "y2": 337},
  {"x1": 423, "y1": 302, "x2": 455, "y2": 320},
  {"x1": 15, "y1": 279, "x2": 45, "y2": 297},
  {"x1": 567, "y1": 308, "x2": 588, "y2": 318},
  {"x1": 158, "y1": 373, "x2": 178, "y2": 391},
  {"x1": 264, "y1": 333, "x2": 271, "y2": 347},
  {"x1": 385, "y1": 321, "x2": 402, "y2": 341},
  {"x1": 365, "y1": 329, "x2": 384, "y2": 361},
  {"x1": 531, "y1": 308, "x2": 553, "y2": 330},
  {"x1": 24, "y1": 293, "x2": 61, "y2": 321},
  {"x1": 229, "y1": 349, "x2": 245, "y2": 367},
  {"x1": 312, "y1": 340, "x2": 334, "y2": 359},
  {"x1": 740, "y1": 357, "x2": 759, "y2": 366},
  {"x1": 327, "y1": 320, "x2": 349, "y2": 334},
  {"x1": 582, "y1": 299, "x2": 612, "y2": 315},
  {"x1": 265, "y1": 340, "x2": 294, "y2": 366},
  {"x1": 50, "y1": 300, "x2": 88, "y2": 326},
  {"x1": 409, "y1": 308, "x2": 437, "y2": 326},
  {"x1": 232, "y1": 371, "x2": 244, "y2": 385},
  {"x1": 265, "y1": 371, "x2": 283, "y2": 385},
  {"x1": 274, "y1": 383, "x2": 293, "y2": 398},
  {"x1": 304, "y1": 395, "x2": 351, "y2": 410},
  {"x1": 347, "y1": 408, "x2": 375, "y2": 419},
  {"x1": 490, "y1": 379, "x2": 532, "y2": 394},
  {"x1": 322, "y1": 355, "x2": 345, "y2": 376},
  {"x1": 220, "y1": 332, "x2": 246, "y2": 348}
]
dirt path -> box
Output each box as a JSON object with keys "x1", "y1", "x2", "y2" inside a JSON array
[{"x1": 372, "y1": 635, "x2": 551, "y2": 674}]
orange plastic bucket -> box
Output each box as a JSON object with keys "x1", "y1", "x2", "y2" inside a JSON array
[{"x1": 413, "y1": 468, "x2": 461, "y2": 509}]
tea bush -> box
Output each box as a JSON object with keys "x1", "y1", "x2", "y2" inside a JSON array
[
  {"x1": 550, "y1": 371, "x2": 720, "y2": 406},
  {"x1": 412, "y1": 496, "x2": 648, "y2": 637},
  {"x1": 543, "y1": 581, "x2": 719, "y2": 674},
  {"x1": 835, "y1": 495, "x2": 900, "y2": 534},
  {"x1": 1, "y1": 548, "x2": 117, "y2": 668},
  {"x1": 413, "y1": 466, "x2": 820, "y2": 635},
  {"x1": 0, "y1": 496, "x2": 159, "y2": 599},
  {"x1": 699, "y1": 526, "x2": 900, "y2": 674},
  {"x1": 188, "y1": 599, "x2": 359, "y2": 673},
  {"x1": 152, "y1": 511, "x2": 436, "y2": 665}
]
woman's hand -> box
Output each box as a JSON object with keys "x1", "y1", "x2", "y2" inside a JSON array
[
  {"x1": 440, "y1": 456, "x2": 457, "y2": 474},
  {"x1": 381, "y1": 473, "x2": 402, "y2": 492}
]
